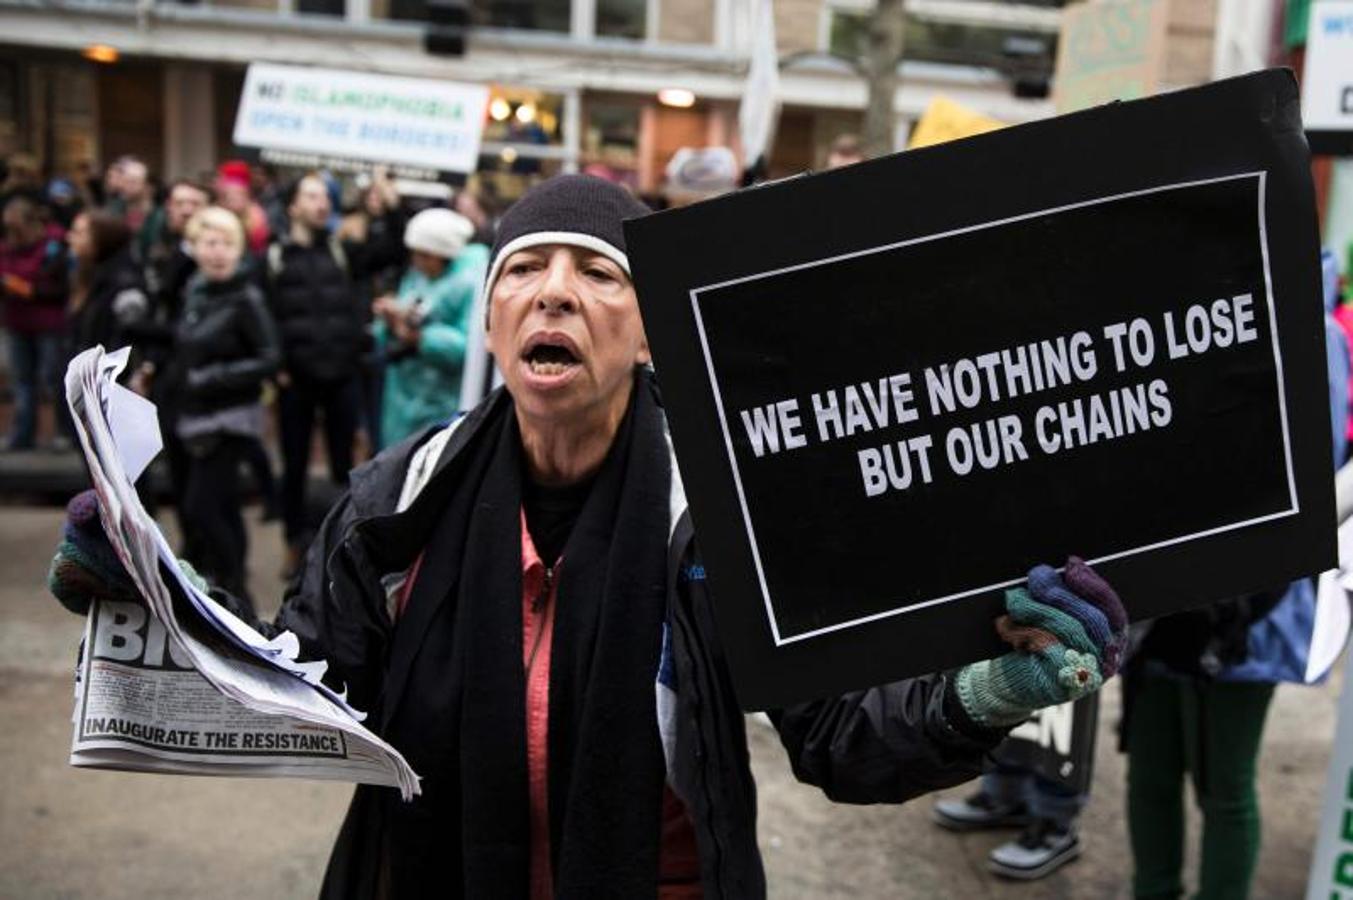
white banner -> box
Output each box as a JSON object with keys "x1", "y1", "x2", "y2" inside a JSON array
[
  {"x1": 233, "y1": 63, "x2": 489, "y2": 174},
  {"x1": 1302, "y1": 1, "x2": 1353, "y2": 135}
]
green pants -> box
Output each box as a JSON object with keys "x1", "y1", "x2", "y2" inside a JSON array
[{"x1": 1126, "y1": 673, "x2": 1275, "y2": 900}]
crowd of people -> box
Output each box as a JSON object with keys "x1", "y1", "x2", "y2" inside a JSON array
[{"x1": 1, "y1": 151, "x2": 494, "y2": 606}]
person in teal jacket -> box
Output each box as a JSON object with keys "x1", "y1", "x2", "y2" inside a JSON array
[{"x1": 373, "y1": 207, "x2": 488, "y2": 447}]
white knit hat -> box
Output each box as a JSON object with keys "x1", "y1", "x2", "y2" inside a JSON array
[{"x1": 404, "y1": 207, "x2": 476, "y2": 259}]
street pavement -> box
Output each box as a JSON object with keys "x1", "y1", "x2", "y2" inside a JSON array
[{"x1": 0, "y1": 502, "x2": 1339, "y2": 898}]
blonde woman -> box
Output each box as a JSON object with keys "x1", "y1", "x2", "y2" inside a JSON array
[{"x1": 171, "y1": 206, "x2": 280, "y2": 609}]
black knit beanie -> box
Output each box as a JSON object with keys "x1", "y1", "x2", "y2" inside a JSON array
[{"x1": 483, "y1": 174, "x2": 651, "y2": 313}]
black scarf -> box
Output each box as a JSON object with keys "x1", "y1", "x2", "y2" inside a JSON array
[{"x1": 380, "y1": 370, "x2": 672, "y2": 898}]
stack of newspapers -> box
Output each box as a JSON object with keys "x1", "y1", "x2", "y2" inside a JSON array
[{"x1": 64, "y1": 346, "x2": 420, "y2": 798}]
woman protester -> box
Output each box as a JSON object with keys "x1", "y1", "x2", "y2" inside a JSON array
[
  {"x1": 168, "y1": 206, "x2": 280, "y2": 609},
  {"x1": 49, "y1": 175, "x2": 1126, "y2": 899},
  {"x1": 65, "y1": 209, "x2": 149, "y2": 358},
  {"x1": 1122, "y1": 248, "x2": 1351, "y2": 900},
  {"x1": 372, "y1": 207, "x2": 488, "y2": 447}
]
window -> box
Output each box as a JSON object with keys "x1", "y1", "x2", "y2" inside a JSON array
[
  {"x1": 297, "y1": 0, "x2": 345, "y2": 15},
  {"x1": 583, "y1": 100, "x2": 640, "y2": 167},
  {"x1": 596, "y1": 0, "x2": 646, "y2": 39},
  {"x1": 483, "y1": 90, "x2": 564, "y2": 148},
  {"x1": 471, "y1": 0, "x2": 570, "y2": 32},
  {"x1": 828, "y1": 9, "x2": 868, "y2": 59},
  {"x1": 825, "y1": 7, "x2": 1056, "y2": 75}
]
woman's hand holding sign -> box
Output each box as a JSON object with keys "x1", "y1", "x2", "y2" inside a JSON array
[{"x1": 954, "y1": 558, "x2": 1127, "y2": 728}]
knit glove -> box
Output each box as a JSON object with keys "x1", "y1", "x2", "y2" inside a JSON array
[
  {"x1": 954, "y1": 557, "x2": 1127, "y2": 729},
  {"x1": 48, "y1": 490, "x2": 138, "y2": 615},
  {"x1": 47, "y1": 489, "x2": 210, "y2": 615}
]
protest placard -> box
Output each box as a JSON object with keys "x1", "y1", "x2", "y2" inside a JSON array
[
  {"x1": 626, "y1": 69, "x2": 1336, "y2": 710},
  {"x1": 995, "y1": 695, "x2": 1099, "y2": 793},
  {"x1": 1053, "y1": 0, "x2": 1169, "y2": 114},
  {"x1": 232, "y1": 63, "x2": 488, "y2": 175}
]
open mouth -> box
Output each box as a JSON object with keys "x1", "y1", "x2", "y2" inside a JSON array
[{"x1": 521, "y1": 335, "x2": 582, "y2": 377}]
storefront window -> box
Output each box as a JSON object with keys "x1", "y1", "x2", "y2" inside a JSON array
[
  {"x1": 471, "y1": 0, "x2": 570, "y2": 32},
  {"x1": 483, "y1": 90, "x2": 564, "y2": 148},
  {"x1": 582, "y1": 98, "x2": 639, "y2": 184},
  {"x1": 596, "y1": 0, "x2": 645, "y2": 39},
  {"x1": 475, "y1": 158, "x2": 564, "y2": 202}
]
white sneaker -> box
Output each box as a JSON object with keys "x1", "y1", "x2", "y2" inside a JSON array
[
  {"x1": 987, "y1": 819, "x2": 1081, "y2": 880},
  {"x1": 932, "y1": 791, "x2": 1029, "y2": 832}
]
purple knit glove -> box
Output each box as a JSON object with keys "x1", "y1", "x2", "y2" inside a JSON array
[
  {"x1": 1062, "y1": 556, "x2": 1129, "y2": 676},
  {"x1": 47, "y1": 489, "x2": 138, "y2": 615},
  {"x1": 1027, "y1": 563, "x2": 1124, "y2": 676}
]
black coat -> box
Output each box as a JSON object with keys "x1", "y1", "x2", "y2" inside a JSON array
[
  {"x1": 218, "y1": 391, "x2": 1003, "y2": 898},
  {"x1": 124, "y1": 239, "x2": 198, "y2": 375},
  {"x1": 264, "y1": 216, "x2": 405, "y2": 384},
  {"x1": 173, "y1": 270, "x2": 281, "y2": 416},
  {"x1": 70, "y1": 246, "x2": 148, "y2": 357}
]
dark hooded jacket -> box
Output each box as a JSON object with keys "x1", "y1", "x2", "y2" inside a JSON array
[
  {"x1": 70, "y1": 245, "x2": 148, "y2": 357},
  {"x1": 219, "y1": 378, "x2": 1005, "y2": 898},
  {"x1": 263, "y1": 214, "x2": 405, "y2": 384}
]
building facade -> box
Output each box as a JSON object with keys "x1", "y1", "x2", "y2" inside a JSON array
[{"x1": 0, "y1": 0, "x2": 1233, "y2": 197}]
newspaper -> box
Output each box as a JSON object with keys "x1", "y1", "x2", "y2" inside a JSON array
[{"x1": 64, "y1": 346, "x2": 419, "y2": 798}]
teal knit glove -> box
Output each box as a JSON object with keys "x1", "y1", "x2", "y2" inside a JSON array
[
  {"x1": 955, "y1": 559, "x2": 1124, "y2": 728},
  {"x1": 176, "y1": 558, "x2": 210, "y2": 594}
]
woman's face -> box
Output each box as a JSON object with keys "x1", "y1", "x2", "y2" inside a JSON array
[
  {"x1": 486, "y1": 244, "x2": 649, "y2": 431},
  {"x1": 66, "y1": 214, "x2": 92, "y2": 262},
  {"x1": 363, "y1": 187, "x2": 387, "y2": 218},
  {"x1": 218, "y1": 182, "x2": 250, "y2": 215},
  {"x1": 194, "y1": 227, "x2": 243, "y2": 282}
]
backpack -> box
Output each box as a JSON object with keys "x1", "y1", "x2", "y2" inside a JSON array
[{"x1": 266, "y1": 233, "x2": 349, "y2": 285}]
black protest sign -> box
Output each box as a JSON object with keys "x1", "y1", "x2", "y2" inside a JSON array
[
  {"x1": 993, "y1": 694, "x2": 1099, "y2": 794},
  {"x1": 625, "y1": 70, "x2": 1336, "y2": 711}
]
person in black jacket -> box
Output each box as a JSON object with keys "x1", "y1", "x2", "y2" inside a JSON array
[
  {"x1": 124, "y1": 179, "x2": 216, "y2": 536},
  {"x1": 172, "y1": 206, "x2": 280, "y2": 608},
  {"x1": 137, "y1": 179, "x2": 214, "y2": 324},
  {"x1": 65, "y1": 209, "x2": 149, "y2": 359},
  {"x1": 51, "y1": 176, "x2": 1124, "y2": 899},
  {"x1": 265, "y1": 171, "x2": 404, "y2": 571}
]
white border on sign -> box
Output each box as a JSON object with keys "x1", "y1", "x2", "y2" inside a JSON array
[{"x1": 689, "y1": 171, "x2": 1298, "y2": 647}]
